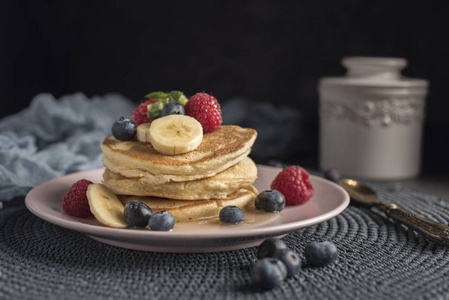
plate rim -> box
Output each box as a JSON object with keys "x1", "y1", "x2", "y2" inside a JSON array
[{"x1": 25, "y1": 165, "x2": 350, "y2": 241}]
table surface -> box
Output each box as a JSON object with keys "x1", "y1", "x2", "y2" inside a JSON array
[
  {"x1": 397, "y1": 173, "x2": 449, "y2": 199},
  {"x1": 2, "y1": 175, "x2": 449, "y2": 300}
]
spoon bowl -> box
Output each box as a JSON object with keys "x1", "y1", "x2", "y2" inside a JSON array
[{"x1": 339, "y1": 179, "x2": 379, "y2": 205}]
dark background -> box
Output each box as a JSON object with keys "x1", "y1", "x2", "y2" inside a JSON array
[{"x1": 2, "y1": 1, "x2": 448, "y2": 172}]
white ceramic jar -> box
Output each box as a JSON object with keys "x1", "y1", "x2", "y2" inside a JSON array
[{"x1": 319, "y1": 57, "x2": 428, "y2": 180}]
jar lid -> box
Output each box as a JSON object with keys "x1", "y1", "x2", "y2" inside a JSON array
[{"x1": 320, "y1": 57, "x2": 428, "y2": 89}]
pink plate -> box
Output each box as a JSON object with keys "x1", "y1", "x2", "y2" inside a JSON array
[{"x1": 25, "y1": 165, "x2": 349, "y2": 252}]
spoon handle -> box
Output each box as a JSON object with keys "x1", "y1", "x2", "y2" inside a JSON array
[{"x1": 383, "y1": 204, "x2": 449, "y2": 246}]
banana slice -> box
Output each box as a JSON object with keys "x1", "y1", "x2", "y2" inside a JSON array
[
  {"x1": 149, "y1": 115, "x2": 203, "y2": 155},
  {"x1": 136, "y1": 123, "x2": 151, "y2": 142},
  {"x1": 87, "y1": 183, "x2": 128, "y2": 228}
]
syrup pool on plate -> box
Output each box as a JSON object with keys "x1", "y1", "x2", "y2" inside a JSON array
[{"x1": 170, "y1": 207, "x2": 285, "y2": 232}]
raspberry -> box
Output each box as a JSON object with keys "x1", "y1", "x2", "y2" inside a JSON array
[
  {"x1": 185, "y1": 93, "x2": 222, "y2": 133},
  {"x1": 270, "y1": 166, "x2": 314, "y2": 206},
  {"x1": 132, "y1": 99, "x2": 158, "y2": 126},
  {"x1": 62, "y1": 179, "x2": 93, "y2": 217}
]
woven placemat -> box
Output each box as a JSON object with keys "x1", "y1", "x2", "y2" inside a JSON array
[{"x1": 1, "y1": 182, "x2": 449, "y2": 300}]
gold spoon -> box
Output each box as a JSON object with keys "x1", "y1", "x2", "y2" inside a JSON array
[{"x1": 339, "y1": 178, "x2": 449, "y2": 246}]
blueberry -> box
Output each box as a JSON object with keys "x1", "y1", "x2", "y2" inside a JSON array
[
  {"x1": 161, "y1": 102, "x2": 185, "y2": 117},
  {"x1": 219, "y1": 206, "x2": 245, "y2": 224},
  {"x1": 257, "y1": 237, "x2": 289, "y2": 259},
  {"x1": 111, "y1": 117, "x2": 137, "y2": 141},
  {"x1": 250, "y1": 258, "x2": 287, "y2": 290},
  {"x1": 273, "y1": 248, "x2": 301, "y2": 277},
  {"x1": 255, "y1": 190, "x2": 285, "y2": 212},
  {"x1": 304, "y1": 241, "x2": 338, "y2": 266},
  {"x1": 324, "y1": 168, "x2": 341, "y2": 183},
  {"x1": 124, "y1": 201, "x2": 153, "y2": 227},
  {"x1": 148, "y1": 210, "x2": 175, "y2": 231}
]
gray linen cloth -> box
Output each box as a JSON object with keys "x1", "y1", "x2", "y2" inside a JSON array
[
  {"x1": 221, "y1": 97, "x2": 303, "y2": 160},
  {"x1": 0, "y1": 93, "x2": 135, "y2": 201}
]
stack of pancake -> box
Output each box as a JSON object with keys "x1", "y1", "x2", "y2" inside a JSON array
[{"x1": 100, "y1": 125, "x2": 258, "y2": 221}]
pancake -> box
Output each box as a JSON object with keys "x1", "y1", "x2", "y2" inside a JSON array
[
  {"x1": 101, "y1": 125, "x2": 257, "y2": 185},
  {"x1": 102, "y1": 150, "x2": 251, "y2": 185},
  {"x1": 119, "y1": 186, "x2": 258, "y2": 222},
  {"x1": 103, "y1": 157, "x2": 258, "y2": 200}
]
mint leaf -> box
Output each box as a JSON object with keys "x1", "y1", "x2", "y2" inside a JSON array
[
  {"x1": 145, "y1": 91, "x2": 169, "y2": 101},
  {"x1": 169, "y1": 91, "x2": 183, "y2": 102},
  {"x1": 147, "y1": 101, "x2": 164, "y2": 119},
  {"x1": 143, "y1": 90, "x2": 188, "y2": 120},
  {"x1": 177, "y1": 94, "x2": 188, "y2": 106}
]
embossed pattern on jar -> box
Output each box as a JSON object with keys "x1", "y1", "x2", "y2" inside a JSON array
[{"x1": 321, "y1": 97, "x2": 425, "y2": 127}]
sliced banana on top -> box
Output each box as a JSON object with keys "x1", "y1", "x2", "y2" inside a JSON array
[
  {"x1": 136, "y1": 122, "x2": 152, "y2": 142},
  {"x1": 87, "y1": 183, "x2": 128, "y2": 228},
  {"x1": 148, "y1": 115, "x2": 203, "y2": 155}
]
